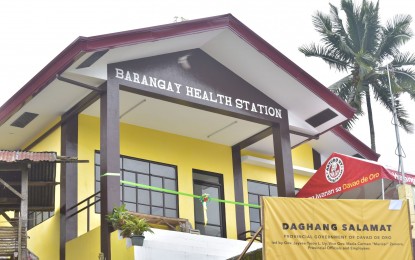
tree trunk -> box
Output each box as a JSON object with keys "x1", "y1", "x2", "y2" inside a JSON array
[{"x1": 365, "y1": 90, "x2": 376, "y2": 151}]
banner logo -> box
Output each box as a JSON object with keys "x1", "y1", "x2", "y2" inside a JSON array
[{"x1": 325, "y1": 157, "x2": 344, "y2": 183}]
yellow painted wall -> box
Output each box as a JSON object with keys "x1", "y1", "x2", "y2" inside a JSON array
[
  {"x1": 77, "y1": 114, "x2": 315, "y2": 240},
  {"x1": 294, "y1": 174, "x2": 312, "y2": 188},
  {"x1": 292, "y1": 143, "x2": 315, "y2": 188},
  {"x1": 291, "y1": 144, "x2": 314, "y2": 169},
  {"x1": 22, "y1": 113, "x2": 316, "y2": 259},
  {"x1": 67, "y1": 226, "x2": 100, "y2": 260},
  {"x1": 25, "y1": 125, "x2": 61, "y2": 260},
  {"x1": 78, "y1": 114, "x2": 237, "y2": 237},
  {"x1": 110, "y1": 230, "x2": 135, "y2": 259},
  {"x1": 66, "y1": 227, "x2": 134, "y2": 260}
]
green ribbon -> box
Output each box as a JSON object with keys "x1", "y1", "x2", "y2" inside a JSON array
[{"x1": 102, "y1": 173, "x2": 260, "y2": 208}]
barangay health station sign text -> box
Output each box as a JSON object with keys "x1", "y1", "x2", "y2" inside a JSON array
[
  {"x1": 113, "y1": 68, "x2": 283, "y2": 120},
  {"x1": 262, "y1": 198, "x2": 413, "y2": 259}
]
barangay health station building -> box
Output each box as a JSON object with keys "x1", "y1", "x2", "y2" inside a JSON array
[{"x1": 0, "y1": 14, "x2": 386, "y2": 259}]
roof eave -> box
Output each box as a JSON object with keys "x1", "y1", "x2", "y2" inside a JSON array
[
  {"x1": 331, "y1": 125, "x2": 380, "y2": 161},
  {"x1": 0, "y1": 13, "x2": 355, "y2": 129}
]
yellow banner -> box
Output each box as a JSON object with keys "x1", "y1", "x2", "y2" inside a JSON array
[{"x1": 262, "y1": 197, "x2": 413, "y2": 259}]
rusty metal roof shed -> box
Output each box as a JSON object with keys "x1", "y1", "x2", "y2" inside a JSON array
[
  {"x1": 0, "y1": 151, "x2": 57, "y2": 163},
  {"x1": 0, "y1": 151, "x2": 58, "y2": 211}
]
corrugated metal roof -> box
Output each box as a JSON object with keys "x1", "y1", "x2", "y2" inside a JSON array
[
  {"x1": 0, "y1": 151, "x2": 57, "y2": 211},
  {"x1": 0, "y1": 151, "x2": 57, "y2": 162}
]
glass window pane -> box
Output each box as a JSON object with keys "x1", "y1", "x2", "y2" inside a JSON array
[
  {"x1": 151, "y1": 191, "x2": 163, "y2": 207},
  {"x1": 125, "y1": 202, "x2": 136, "y2": 212},
  {"x1": 95, "y1": 181, "x2": 100, "y2": 192},
  {"x1": 137, "y1": 189, "x2": 150, "y2": 204},
  {"x1": 95, "y1": 200, "x2": 101, "y2": 213},
  {"x1": 164, "y1": 179, "x2": 176, "y2": 190},
  {"x1": 138, "y1": 205, "x2": 150, "y2": 214},
  {"x1": 124, "y1": 187, "x2": 136, "y2": 202},
  {"x1": 206, "y1": 201, "x2": 220, "y2": 225},
  {"x1": 123, "y1": 171, "x2": 136, "y2": 183},
  {"x1": 28, "y1": 218, "x2": 34, "y2": 230},
  {"x1": 150, "y1": 164, "x2": 175, "y2": 178},
  {"x1": 124, "y1": 158, "x2": 149, "y2": 173},
  {"x1": 248, "y1": 181, "x2": 269, "y2": 196},
  {"x1": 193, "y1": 172, "x2": 219, "y2": 184},
  {"x1": 165, "y1": 209, "x2": 177, "y2": 218},
  {"x1": 137, "y1": 174, "x2": 149, "y2": 185},
  {"x1": 269, "y1": 186, "x2": 278, "y2": 196},
  {"x1": 248, "y1": 194, "x2": 259, "y2": 205},
  {"x1": 36, "y1": 212, "x2": 42, "y2": 224},
  {"x1": 164, "y1": 194, "x2": 177, "y2": 209},
  {"x1": 249, "y1": 208, "x2": 260, "y2": 222},
  {"x1": 194, "y1": 198, "x2": 204, "y2": 223},
  {"x1": 95, "y1": 166, "x2": 101, "y2": 181},
  {"x1": 195, "y1": 185, "x2": 220, "y2": 225},
  {"x1": 151, "y1": 176, "x2": 162, "y2": 188},
  {"x1": 95, "y1": 152, "x2": 100, "y2": 163},
  {"x1": 151, "y1": 206, "x2": 163, "y2": 216},
  {"x1": 196, "y1": 223, "x2": 221, "y2": 237},
  {"x1": 250, "y1": 221, "x2": 260, "y2": 232}
]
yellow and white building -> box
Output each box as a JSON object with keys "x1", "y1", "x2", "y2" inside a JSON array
[{"x1": 0, "y1": 14, "x2": 378, "y2": 259}]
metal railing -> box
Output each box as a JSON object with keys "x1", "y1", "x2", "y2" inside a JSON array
[{"x1": 66, "y1": 191, "x2": 101, "y2": 232}]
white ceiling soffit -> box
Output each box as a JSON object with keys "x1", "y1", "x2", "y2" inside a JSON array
[
  {"x1": 309, "y1": 131, "x2": 360, "y2": 160},
  {"x1": 0, "y1": 78, "x2": 92, "y2": 150},
  {"x1": 70, "y1": 28, "x2": 346, "y2": 137},
  {"x1": 82, "y1": 91, "x2": 269, "y2": 146},
  {"x1": 241, "y1": 155, "x2": 316, "y2": 176},
  {"x1": 0, "y1": 23, "x2": 352, "y2": 156},
  {"x1": 201, "y1": 30, "x2": 348, "y2": 133}
]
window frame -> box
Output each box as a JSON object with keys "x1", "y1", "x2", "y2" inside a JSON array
[
  {"x1": 28, "y1": 210, "x2": 54, "y2": 230},
  {"x1": 247, "y1": 179, "x2": 278, "y2": 231},
  {"x1": 94, "y1": 151, "x2": 178, "y2": 218},
  {"x1": 192, "y1": 169, "x2": 227, "y2": 238}
]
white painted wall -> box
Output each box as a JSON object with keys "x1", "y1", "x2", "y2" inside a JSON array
[{"x1": 132, "y1": 229, "x2": 262, "y2": 260}]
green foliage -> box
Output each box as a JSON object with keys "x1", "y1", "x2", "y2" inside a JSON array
[
  {"x1": 106, "y1": 204, "x2": 154, "y2": 237},
  {"x1": 105, "y1": 204, "x2": 131, "y2": 230},
  {"x1": 299, "y1": 0, "x2": 415, "y2": 151},
  {"x1": 120, "y1": 217, "x2": 154, "y2": 237}
]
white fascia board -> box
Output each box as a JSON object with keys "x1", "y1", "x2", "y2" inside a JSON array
[{"x1": 241, "y1": 155, "x2": 316, "y2": 176}]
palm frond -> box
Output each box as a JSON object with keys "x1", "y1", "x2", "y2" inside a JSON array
[
  {"x1": 328, "y1": 74, "x2": 353, "y2": 91},
  {"x1": 330, "y1": 78, "x2": 364, "y2": 113},
  {"x1": 392, "y1": 68, "x2": 415, "y2": 99},
  {"x1": 393, "y1": 96, "x2": 414, "y2": 133},
  {"x1": 341, "y1": 0, "x2": 361, "y2": 51},
  {"x1": 312, "y1": 11, "x2": 333, "y2": 35},
  {"x1": 371, "y1": 80, "x2": 414, "y2": 133},
  {"x1": 299, "y1": 43, "x2": 350, "y2": 71},
  {"x1": 312, "y1": 11, "x2": 356, "y2": 60},
  {"x1": 392, "y1": 52, "x2": 415, "y2": 67},
  {"x1": 360, "y1": 0, "x2": 381, "y2": 53},
  {"x1": 301, "y1": 0, "x2": 415, "y2": 138},
  {"x1": 378, "y1": 14, "x2": 413, "y2": 59},
  {"x1": 342, "y1": 110, "x2": 364, "y2": 130}
]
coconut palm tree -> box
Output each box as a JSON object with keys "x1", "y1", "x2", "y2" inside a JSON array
[{"x1": 299, "y1": 0, "x2": 415, "y2": 151}]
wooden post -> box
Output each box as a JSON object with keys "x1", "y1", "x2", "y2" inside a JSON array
[
  {"x1": 100, "y1": 82, "x2": 120, "y2": 260},
  {"x1": 60, "y1": 114, "x2": 79, "y2": 260},
  {"x1": 20, "y1": 164, "x2": 29, "y2": 259},
  {"x1": 232, "y1": 146, "x2": 246, "y2": 239},
  {"x1": 272, "y1": 124, "x2": 295, "y2": 197}
]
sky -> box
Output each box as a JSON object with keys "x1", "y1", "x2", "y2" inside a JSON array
[{"x1": 0, "y1": 0, "x2": 414, "y2": 172}]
